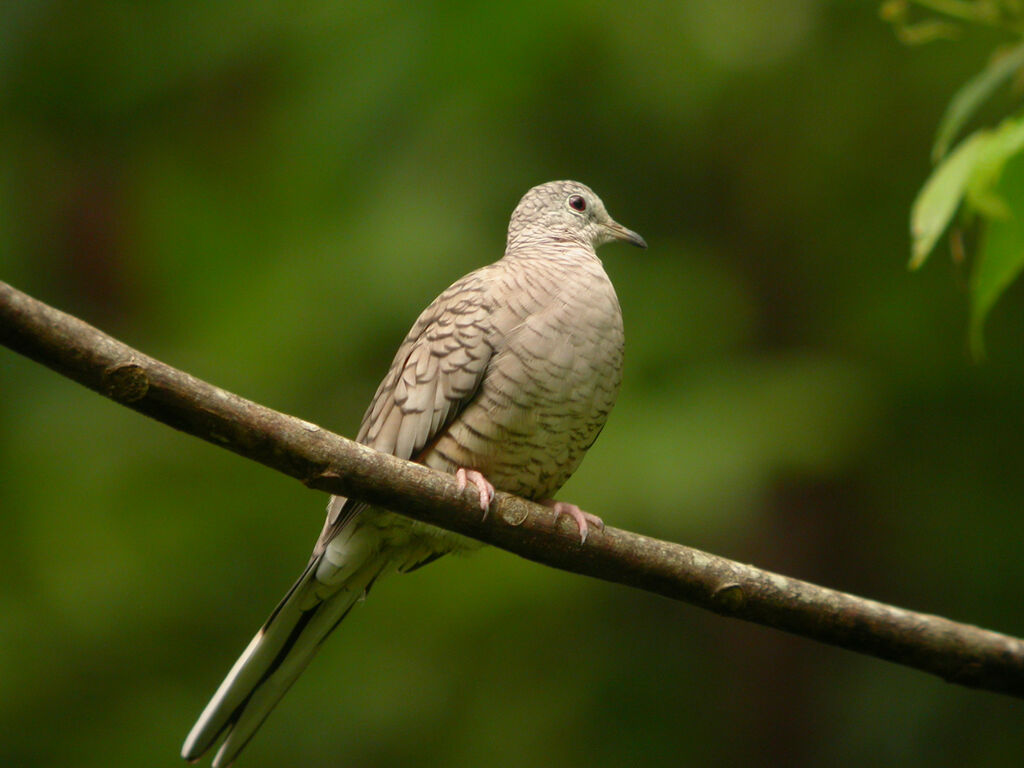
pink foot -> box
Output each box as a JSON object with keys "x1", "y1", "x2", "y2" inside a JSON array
[
  {"x1": 543, "y1": 500, "x2": 604, "y2": 544},
  {"x1": 456, "y1": 468, "x2": 496, "y2": 518}
]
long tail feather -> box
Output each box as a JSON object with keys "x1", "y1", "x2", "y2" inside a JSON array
[{"x1": 182, "y1": 543, "x2": 388, "y2": 767}]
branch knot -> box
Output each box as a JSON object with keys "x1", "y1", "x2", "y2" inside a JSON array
[{"x1": 102, "y1": 362, "x2": 149, "y2": 403}]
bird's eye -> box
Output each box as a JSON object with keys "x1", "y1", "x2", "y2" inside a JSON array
[{"x1": 568, "y1": 195, "x2": 586, "y2": 212}]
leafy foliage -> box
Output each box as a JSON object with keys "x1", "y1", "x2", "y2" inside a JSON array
[{"x1": 890, "y1": 1, "x2": 1024, "y2": 354}]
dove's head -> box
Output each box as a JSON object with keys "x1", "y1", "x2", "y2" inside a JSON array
[{"x1": 506, "y1": 180, "x2": 647, "y2": 255}]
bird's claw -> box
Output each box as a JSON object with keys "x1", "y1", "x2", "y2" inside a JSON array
[
  {"x1": 545, "y1": 500, "x2": 604, "y2": 544},
  {"x1": 456, "y1": 468, "x2": 495, "y2": 519}
]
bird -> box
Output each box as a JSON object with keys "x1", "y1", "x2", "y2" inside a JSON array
[{"x1": 182, "y1": 180, "x2": 646, "y2": 766}]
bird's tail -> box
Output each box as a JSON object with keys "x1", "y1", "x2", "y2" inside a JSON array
[{"x1": 182, "y1": 531, "x2": 389, "y2": 767}]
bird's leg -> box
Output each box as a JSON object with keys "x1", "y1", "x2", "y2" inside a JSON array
[
  {"x1": 542, "y1": 500, "x2": 604, "y2": 544},
  {"x1": 456, "y1": 468, "x2": 496, "y2": 518}
]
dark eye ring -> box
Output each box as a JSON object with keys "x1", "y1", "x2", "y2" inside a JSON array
[{"x1": 568, "y1": 194, "x2": 586, "y2": 212}]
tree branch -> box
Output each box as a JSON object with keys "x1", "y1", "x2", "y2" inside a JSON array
[{"x1": 2, "y1": 278, "x2": 1023, "y2": 699}]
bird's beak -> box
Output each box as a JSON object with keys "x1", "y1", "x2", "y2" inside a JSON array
[{"x1": 604, "y1": 220, "x2": 647, "y2": 249}]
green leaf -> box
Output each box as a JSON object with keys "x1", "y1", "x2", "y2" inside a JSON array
[
  {"x1": 933, "y1": 42, "x2": 1024, "y2": 163},
  {"x1": 965, "y1": 111, "x2": 1024, "y2": 216},
  {"x1": 971, "y1": 151, "x2": 1024, "y2": 358},
  {"x1": 910, "y1": 130, "x2": 989, "y2": 269},
  {"x1": 894, "y1": 18, "x2": 961, "y2": 48}
]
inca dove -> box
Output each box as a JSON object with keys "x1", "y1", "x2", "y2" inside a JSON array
[{"x1": 182, "y1": 180, "x2": 645, "y2": 766}]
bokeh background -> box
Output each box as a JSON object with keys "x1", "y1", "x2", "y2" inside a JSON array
[{"x1": 3, "y1": 2, "x2": 1024, "y2": 766}]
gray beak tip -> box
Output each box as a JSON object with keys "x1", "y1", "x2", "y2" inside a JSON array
[{"x1": 606, "y1": 221, "x2": 647, "y2": 250}]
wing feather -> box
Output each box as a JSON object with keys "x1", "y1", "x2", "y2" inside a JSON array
[{"x1": 315, "y1": 269, "x2": 496, "y2": 552}]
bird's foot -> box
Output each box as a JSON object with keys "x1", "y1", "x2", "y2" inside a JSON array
[
  {"x1": 543, "y1": 500, "x2": 604, "y2": 544},
  {"x1": 456, "y1": 468, "x2": 496, "y2": 518}
]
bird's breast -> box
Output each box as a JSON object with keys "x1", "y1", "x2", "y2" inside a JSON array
[{"x1": 424, "y1": 260, "x2": 624, "y2": 500}]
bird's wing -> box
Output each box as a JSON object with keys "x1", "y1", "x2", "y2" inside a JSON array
[{"x1": 312, "y1": 267, "x2": 497, "y2": 555}]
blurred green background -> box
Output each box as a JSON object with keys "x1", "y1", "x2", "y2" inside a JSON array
[{"x1": 3, "y1": 2, "x2": 1024, "y2": 766}]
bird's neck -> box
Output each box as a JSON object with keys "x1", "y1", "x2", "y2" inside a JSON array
[{"x1": 505, "y1": 231, "x2": 597, "y2": 261}]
